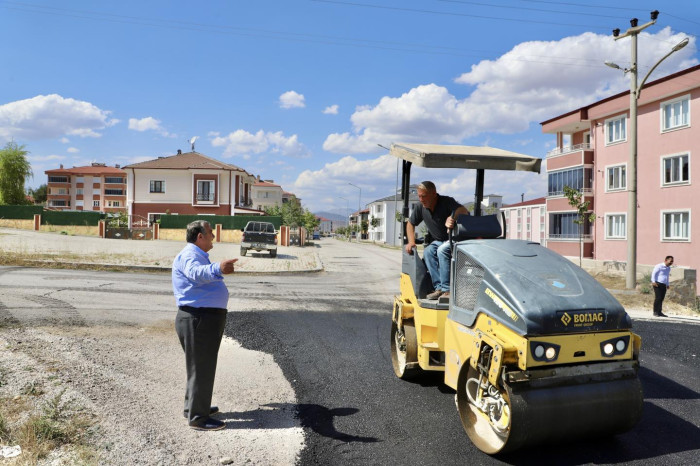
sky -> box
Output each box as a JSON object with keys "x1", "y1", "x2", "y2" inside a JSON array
[{"x1": 1, "y1": 0, "x2": 698, "y2": 214}]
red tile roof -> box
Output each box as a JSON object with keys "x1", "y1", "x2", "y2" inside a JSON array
[
  {"x1": 503, "y1": 197, "x2": 546, "y2": 208},
  {"x1": 254, "y1": 181, "x2": 281, "y2": 187},
  {"x1": 123, "y1": 151, "x2": 249, "y2": 174},
  {"x1": 45, "y1": 166, "x2": 126, "y2": 175}
]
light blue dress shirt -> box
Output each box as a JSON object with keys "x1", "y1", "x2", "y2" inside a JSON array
[
  {"x1": 172, "y1": 242, "x2": 229, "y2": 309},
  {"x1": 651, "y1": 263, "x2": 671, "y2": 287}
]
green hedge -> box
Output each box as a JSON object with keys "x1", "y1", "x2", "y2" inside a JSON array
[
  {"x1": 159, "y1": 214, "x2": 282, "y2": 230},
  {"x1": 41, "y1": 210, "x2": 104, "y2": 226},
  {"x1": 0, "y1": 205, "x2": 43, "y2": 219}
]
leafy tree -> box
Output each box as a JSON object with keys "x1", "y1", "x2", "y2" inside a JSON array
[
  {"x1": 0, "y1": 141, "x2": 33, "y2": 205},
  {"x1": 370, "y1": 216, "x2": 379, "y2": 228},
  {"x1": 265, "y1": 195, "x2": 319, "y2": 231},
  {"x1": 29, "y1": 184, "x2": 48, "y2": 204},
  {"x1": 563, "y1": 185, "x2": 596, "y2": 267},
  {"x1": 361, "y1": 220, "x2": 369, "y2": 236}
]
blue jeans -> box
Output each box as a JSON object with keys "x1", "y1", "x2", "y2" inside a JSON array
[{"x1": 424, "y1": 240, "x2": 451, "y2": 292}]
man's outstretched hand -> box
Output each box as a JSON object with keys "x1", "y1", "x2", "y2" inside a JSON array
[{"x1": 220, "y1": 258, "x2": 238, "y2": 274}]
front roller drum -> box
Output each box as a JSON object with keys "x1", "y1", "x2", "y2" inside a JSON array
[
  {"x1": 390, "y1": 320, "x2": 421, "y2": 380},
  {"x1": 456, "y1": 363, "x2": 644, "y2": 454}
]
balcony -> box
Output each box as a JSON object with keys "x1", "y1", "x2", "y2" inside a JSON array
[
  {"x1": 546, "y1": 143, "x2": 592, "y2": 158},
  {"x1": 197, "y1": 193, "x2": 215, "y2": 202}
]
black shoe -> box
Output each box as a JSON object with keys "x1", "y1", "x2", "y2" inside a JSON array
[
  {"x1": 183, "y1": 406, "x2": 220, "y2": 418},
  {"x1": 189, "y1": 417, "x2": 225, "y2": 431},
  {"x1": 653, "y1": 312, "x2": 667, "y2": 317}
]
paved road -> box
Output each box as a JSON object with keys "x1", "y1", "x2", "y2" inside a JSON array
[
  {"x1": 227, "y1": 238, "x2": 700, "y2": 466},
  {"x1": 2, "y1": 236, "x2": 699, "y2": 464}
]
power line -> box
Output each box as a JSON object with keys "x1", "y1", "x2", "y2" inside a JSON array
[
  {"x1": 310, "y1": 0, "x2": 612, "y2": 30},
  {"x1": 436, "y1": 0, "x2": 629, "y2": 20}
]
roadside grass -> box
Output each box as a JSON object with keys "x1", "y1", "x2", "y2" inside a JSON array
[
  {"x1": 0, "y1": 372, "x2": 99, "y2": 464},
  {"x1": 0, "y1": 251, "x2": 167, "y2": 273}
]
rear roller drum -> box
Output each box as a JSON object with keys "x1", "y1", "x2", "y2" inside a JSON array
[{"x1": 390, "y1": 321, "x2": 420, "y2": 380}]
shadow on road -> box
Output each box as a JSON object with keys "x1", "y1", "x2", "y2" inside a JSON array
[{"x1": 223, "y1": 403, "x2": 380, "y2": 443}]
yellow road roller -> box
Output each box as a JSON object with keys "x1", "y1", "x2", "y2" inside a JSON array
[{"x1": 390, "y1": 143, "x2": 643, "y2": 454}]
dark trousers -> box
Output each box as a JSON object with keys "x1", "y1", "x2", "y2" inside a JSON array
[
  {"x1": 175, "y1": 307, "x2": 227, "y2": 423},
  {"x1": 653, "y1": 284, "x2": 667, "y2": 315}
]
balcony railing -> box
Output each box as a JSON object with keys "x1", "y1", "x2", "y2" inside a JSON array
[
  {"x1": 546, "y1": 143, "x2": 592, "y2": 158},
  {"x1": 547, "y1": 234, "x2": 593, "y2": 240},
  {"x1": 197, "y1": 193, "x2": 215, "y2": 201},
  {"x1": 547, "y1": 187, "x2": 593, "y2": 197}
]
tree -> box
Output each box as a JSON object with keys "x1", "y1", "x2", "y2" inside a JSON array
[
  {"x1": 563, "y1": 185, "x2": 596, "y2": 267},
  {"x1": 0, "y1": 141, "x2": 33, "y2": 205},
  {"x1": 29, "y1": 184, "x2": 48, "y2": 204},
  {"x1": 264, "y1": 195, "x2": 319, "y2": 231}
]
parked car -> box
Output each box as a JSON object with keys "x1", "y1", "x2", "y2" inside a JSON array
[
  {"x1": 240, "y1": 221, "x2": 277, "y2": 257},
  {"x1": 313, "y1": 232, "x2": 320, "y2": 240}
]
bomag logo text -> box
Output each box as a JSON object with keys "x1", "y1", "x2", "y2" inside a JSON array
[
  {"x1": 485, "y1": 288, "x2": 518, "y2": 322},
  {"x1": 561, "y1": 311, "x2": 604, "y2": 327}
]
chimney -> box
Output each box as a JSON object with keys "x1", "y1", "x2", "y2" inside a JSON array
[
  {"x1": 60, "y1": 164, "x2": 64, "y2": 169},
  {"x1": 177, "y1": 149, "x2": 182, "y2": 155},
  {"x1": 257, "y1": 174, "x2": 261, "y2": 182},
  {"x1": 115, "y1": 164, "x2": 120, "y2": 169}
]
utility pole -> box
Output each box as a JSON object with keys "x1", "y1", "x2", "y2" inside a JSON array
[{"x1": 606, "y1": 10, "x2": 688, "y2": 289}]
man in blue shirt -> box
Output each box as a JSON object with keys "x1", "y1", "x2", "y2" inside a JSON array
[
  {"x1": 173, "y1": 220, "x2": 238, "y2": 431},
  {"x1": 651, "y1": 255, "x2": 673, "y2": 317},
  {"x1": 405, "y1": 181, "x2": 469, "y2": 300}
]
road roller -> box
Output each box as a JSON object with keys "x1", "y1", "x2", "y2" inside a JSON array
[{"x1": 389, "y1": 143, "x2": 643, "y2": 454}]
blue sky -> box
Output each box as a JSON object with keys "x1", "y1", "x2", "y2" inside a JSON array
[{"x1": 1, "y1": 0, "x2": 698, "y2": 213}]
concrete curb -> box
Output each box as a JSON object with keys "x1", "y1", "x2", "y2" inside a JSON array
[{"x1": 24, "y1": 252, "x2": 325, "y2": 275}]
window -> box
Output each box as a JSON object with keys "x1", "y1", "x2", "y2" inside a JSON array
[
  {"x1": 548, "y1": 167, "x2": 593, "y2": 196},
  {"x1": 606, "y1": 116, "x2": 626, "y2": 144},
  {"x1": 549, "y1": 213, "x2": 592, "y2": 239},
  {"x1": 75, "y1": 200, "x2": 84, "y2": 207},
  {"x1": 52, "y1": 187, "x2": 68, "y2": 195},
  {"x1": 150, "y1": 180, "x2": 165, "y2": 193},
  {"x1": 76, "y1": 177, "x2": 84, "y2": 183},
  {"x1": 93, "y1": 200, "x2": 100, "y2": 207},
  {"x1": 76, "y1": 188, "x2": 83, "y2": 195},
  {"x1": 105, "y1": 177, "x2": 124, "y2": 184},
  {"x1": 93, "y1": 177, "x2": 101, "y2": 184},
  {"x1": 197, "y1": 180, "x2": 215, "y2": 201},
  {"x1": 605, "y1": 214, "x2": 626, "y2": 239},
  {"x1": 48, "y1": 176, "x2": 68, "y2": 183},
  {"x1": 607, "y1": 165, "x2": 626, "y2": 191},
  {"x1": 105, "y1": 189, "x2": 124, "y2": 195},
  {"x1": 49, "y1": 200, "x2": 67, "y2": 207},
  {"x1": 662, "y1": 154, "x2": 690, "y2": 186},
  {"x1": 661, "y1": 95, "x2": 689, "y2": 131},
  {"x1": 662, "y1": 211, "x2": 690, "y2": 241},
  {"x1": 106, "y1": 200, "x2": 121, "y2": 207}
]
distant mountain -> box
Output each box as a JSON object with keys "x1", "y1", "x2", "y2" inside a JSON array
[{"x1": 315, "y1": 210, "x2": 350, "y2": 222}]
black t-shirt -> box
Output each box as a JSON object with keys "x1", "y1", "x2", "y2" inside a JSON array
[{"x1": 409, "y1": 194, "x2": 462, "y2": 242}]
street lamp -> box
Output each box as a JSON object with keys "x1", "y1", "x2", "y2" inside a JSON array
[
  {"x1": 607, "y1": 10, "x2": 688, "y2": 289},
  {"x1": 338, "y1": 196, "x2": 349, "y2": 226},
  {"x1": 348, "y1": 182, "x2": 361, "y2": 241}
]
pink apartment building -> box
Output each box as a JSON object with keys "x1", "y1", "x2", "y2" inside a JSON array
[
  {"x1": 502, "y1": 197, "x2": 547, "y2": 245},
  {"x1": 541, "y1": 64, "x2": 699, "y2": 284}
]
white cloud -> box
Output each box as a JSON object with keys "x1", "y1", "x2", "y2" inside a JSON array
[
  {"x1": 0, "y1": 94, "x2": 118, "y2": 141},
  {"x1": 323, "y1": 28, "x2": 696, "y2": 154},
  {"x1": 127, "y1": 116, "x2": 174, "y2": 137},
  {"x1": 323, "y1": 104, "x2": 339, "y2": 115},
  {"x1": 211, "y1": 129, "x2": 310, "y2": 158},
  {"x1": 295, "y1": 154, "x2": 547, "y2": 212},
  {"x1": 60, "y1": 137, "x2": 70, "y2": 143},
  {"x1": 28, "y1": 154, "x2": 65, "y2": 162},
  {"x1": 67, "y1": 147, "x2": 79, "y2": 153},
  {"x1": 279, "y1": 90, "x2": 305, "y2": 109}
]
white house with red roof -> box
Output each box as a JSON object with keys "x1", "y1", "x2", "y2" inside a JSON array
[
  {"x1": 251, "y1": 178, "x2": 284, "y2": 211},
  {"x1": 45, "y1": 163, "x2": 127, "y2": 213},
  {"x1": 122, "y1": 150, "x2": 259, "y2": 224}
]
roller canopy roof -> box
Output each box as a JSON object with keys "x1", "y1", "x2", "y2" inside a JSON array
[{"x1": 390, "y1": 143, "x2": 542, "y2": 173}]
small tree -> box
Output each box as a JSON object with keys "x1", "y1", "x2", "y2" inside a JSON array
[
  {"x1": 29, "y1": 184, "x2": 48, "y2": 204},
  {"x1": 0, "y1": 141, "x2": 33, "y2": 205},
  {"x1": 563, "y1": 185, "x2": 596, "y2": 267}
]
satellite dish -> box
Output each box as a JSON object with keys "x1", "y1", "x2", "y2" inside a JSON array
[{"x1": 188, "y1": 136, "x2": 199, "y2": 152}]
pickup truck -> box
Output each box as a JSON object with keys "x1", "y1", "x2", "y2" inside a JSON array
[{"x1": 240, "y1": 221, "x2": 278, "y2": 257}]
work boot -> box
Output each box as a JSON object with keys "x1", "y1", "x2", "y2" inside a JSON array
[{"x1": 426, "y1": 290, "x2": 443, "y2": 300}]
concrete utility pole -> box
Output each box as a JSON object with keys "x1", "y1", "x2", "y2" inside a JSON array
[
  {"x1": 606, "y1": 10, "x2": 688, "y2": 290},
  {"x1": 348, "y1": 182, "x2": 361, "y2": 242}
]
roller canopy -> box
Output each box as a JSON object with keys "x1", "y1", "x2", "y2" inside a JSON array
[{"x1": 390, "y1": 143, "x2": 542, "y2": 173}]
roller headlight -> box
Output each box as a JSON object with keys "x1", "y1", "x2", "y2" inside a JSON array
[
  {"x1": 600, "y1": 335, "x2": 631, "y2": 358},
  {"x1": 530, "y1": 342, "x2": 560, "y2": 362},
  {"x1": 535, "y1": 345, "x2": 545, "y2": 358}
]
